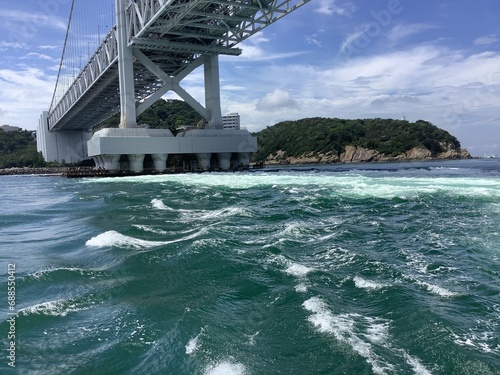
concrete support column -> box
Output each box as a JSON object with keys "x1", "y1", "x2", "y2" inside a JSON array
[
  {"x1": 217, "y1": 153, "x2": 232, "y2": 170},
  {"x1": 116, "y1": 0, "x2": 137, "y2": 129},
  {"x1": 204, "y1": 55, "x2": 222, "y2": 129},
  {"x1": 152, "y1": 153, "x2": 168, "y2": 172},
  {"x1": 238, "y1": 152, "x2": 250, "y2": 167},
  {"x1": 128, "y1": 154, "x2": 145, "y2": 172},
  {"x1": 197, "y1": 153, "x2": 212, "y2": 171},
  {"x1": 93, "y1": 155, "x2": 104, "y2": 169},
  {"x1": 101, "y1": 154, "x2": 121, "y2": 171}
]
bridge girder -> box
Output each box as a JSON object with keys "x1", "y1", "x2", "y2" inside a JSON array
[{"x1": 47, "y1": 0, "x2": 311, "y2": 131}]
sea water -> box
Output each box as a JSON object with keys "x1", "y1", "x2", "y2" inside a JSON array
[{"x1": 0, "y1": 159, "x2": 499, "y2": 374}]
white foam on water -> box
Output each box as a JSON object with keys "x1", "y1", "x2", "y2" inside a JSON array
[
  {"x1": 82, "y1": 173, "x2": 500, "y2": 200},
  {"x1": 265, "y1": 255, "x2": 314, "y2": 279},
  {"x1": 295, "y1": 283, "x2": 308, "y2": 293},
  {"x1": 416, "y1": 281, "x2": 458, "y2": 298},
  {"x1": 285, "y1": 263, "x2": 313, "y2": 277},
  {"x1": 450, "y1": 323, "x2": 499, "y2": 355},
  {"x1": 315, "y1": 232, "x2": 338, "y2": 242},
  {"x1": 26, "y1": 267, "x2": 93, "y2": 279},
  {"x1": 302, "y1": 297, "x2": 394, "y2": 375},
  {"x1": 185, "y1": 329, "x2": 203, "y2": 355},
  {"x1": 132, "y1": 224, "x2": 169, "y2": 235},
  {"x1": 151, "y1": 198, "x2": 173, "y2": 211},
  {"x1": 19, "y1": 299, "x2": 93, "y2": 317},
  {"x1": 364, "y1": 320, "x2": 390, "y2": 345},
  {"x1": 245, "y1": 331, "x2": 259, "y2": 346},
  {"x1": 402, "y1": 351, "x2": 433, "y2": 375},
  {"x1": 86, "y1": 230, "x2": 168, "y2": 249},
  {"x1": 179, "y1": 206, "x2": 251, "y2": 222},
  {"x1": 86, "y1": 228, "x2": 206, "y2": 250},
  {"x1": 353, "y1": 276, "x2": 389, "y2": 291},
  {"x1": 281, "y1": 221, "x2": 304, "y2": 237},
  {"x1": 204, "y1": 360, "x2": 247, "y2": 375}
]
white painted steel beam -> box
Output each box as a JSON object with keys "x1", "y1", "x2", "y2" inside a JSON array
[{"x1": 47, "y1": 0, "x2": 311, "y2": 131}]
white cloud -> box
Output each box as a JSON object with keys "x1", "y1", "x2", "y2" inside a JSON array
[
  {"x1": 0, "y1": 67, "x2": 55, "y2": 128},
  {"x1": 256, "y1": 89, "x2": 299, "y2": 111},
  {"x1": 236, "y1": 34, "x2": 308, "y2": 61},
  {"x1": 306, "y1": 34, "x2": 322, "y2": 47},
  {"x1": 0, "y1": 41, "x2": 28, "y2": 50},
  {"x1": 340, "y1": 28, "x2": 367, "y2": 54},
  {"x1": 315, "y1": 0, "x2": 356, "y2": 16},
  {"x1": 37, "y1": 45, "x2": 60, "y2": 50},
  {"x1": 21, "y1": 52, "x2": 55, "y2": 61},
  {"x1": 220, "y1": 43, "x2": 500, "y2": 155},
  {"x1": 0, "y1": 9, "x2": 66, "y2": 31},
  {"x1": 387, "y1": 23, "x2": 438, "y2": 44},
  {"x1": 340, "y1": 23, "x2": 437, "y2": 56},
  {"x1": 473, "y1": 34, "x2": 498, "y2": 46}
]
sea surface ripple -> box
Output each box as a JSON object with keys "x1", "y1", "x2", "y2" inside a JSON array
[{"x1": 0, "y1": 159, "x2": 499, "y2": 374}]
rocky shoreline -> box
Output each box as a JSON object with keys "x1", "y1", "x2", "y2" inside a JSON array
[
  {"x1": 0, "y1": 145, "x2": 473, "y2": 176},
  {"x1": 264, "y1": 145, "x2": 472, "y2": 165},
  {"x1": 0, "y1": 167, "x2": 70, "y2": 176}
]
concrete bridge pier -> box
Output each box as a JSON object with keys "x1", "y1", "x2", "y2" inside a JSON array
[
  {"x1": 152, "y1": 154, "x2": 168, "y2": 172},
  {"x1": 217, "y1": 153, "x2": 232, "y2": 170},
  {"x1": 92, "y1": 155, "x2": 104, "y2": 169},
  {"x1": 197, "y1": 153, "x2": 212, "y2": 171},
  {"x1": 128, "y1": 154, "x2": 145, "y2": 172},
  {"x1": 101, "y1": 154, "x2": 120, "y2": 171},
  {"x1": 238, "y1": 152, "x2": 250, "y2": 167}
]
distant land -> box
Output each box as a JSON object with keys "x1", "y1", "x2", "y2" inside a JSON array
[
  {"x1": 1, "y1": 100, "x2": 472, "y2": 171},
  {"x1": 0, "y1": 128, "x2": 45, "y2": 169},
  {"x1": 253, "y1": 117, "x2": 471, "y2": 165}
]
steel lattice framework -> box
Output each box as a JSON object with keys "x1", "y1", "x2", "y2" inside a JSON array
[{"x1": 48, "y1": 0, "x2": 310, "y2": 131}]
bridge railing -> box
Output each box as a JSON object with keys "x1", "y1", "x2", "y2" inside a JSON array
[{"x1": 48, "y1": 29, "x2": 119, "y2": 130}]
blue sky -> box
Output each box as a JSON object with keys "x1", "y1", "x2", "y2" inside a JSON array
[{"x1": 1, "y1": 0, "x2": 499, "y2": 156}]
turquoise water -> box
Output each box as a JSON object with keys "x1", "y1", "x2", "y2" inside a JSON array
[{"x1": 1, "y1": 159, "x2": 499, "y2": 374}]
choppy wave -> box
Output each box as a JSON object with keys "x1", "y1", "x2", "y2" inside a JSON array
[
  {"x1": 204, "y1": 360, "x2": 247, "y2": 375},
  {"x1": 151, "y1": 198, "x2": 174, "y2": 210},
  {"x1": 19, "y1": 298, "x2": 96, "y2": 317},
  {"x1": 24, "y1": 267, "x2": 102, "y2": 280},
  {"x1": 353, "y1": 276, "x2": 390, "y2": 290},
  {"x1": 302, "y1": 296, "x2": 395, "y2": 374},
  {"x1": 302, "y1": 296, "x2": 435, "y2": 375},
  {"x1": 186, "y1": 329, "x2": 203, "y2": 355},
  {"x1": 3, "y1": 160, "x2": 499, "y2": 374},
  {"x1": 416, "y1": 280, "x2": 459, "y2": 298},
  {"x1": 86, "y1": 230, "x2": 170, "y2": 249},
  {"x1": 85, "y1": 228, "x2": 206, "y2": 249},
  {"x1": 80, "y1": 170, "x2": 500, "y2": 201}
]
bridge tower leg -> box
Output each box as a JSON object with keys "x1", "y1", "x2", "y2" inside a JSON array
[
  {"x1": 87, "y1": 0, "x2": 257, "y2": 173},
  {"x1": 204, "y1": 55, "x2": 223, "y2": 130},
  {"x1": 116, "y1": 0, "x2": 137, "y2": 129}
]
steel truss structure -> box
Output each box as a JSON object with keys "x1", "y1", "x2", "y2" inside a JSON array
[{"x1": 48, "y1": 0, "x2": 310, "y2": 131}]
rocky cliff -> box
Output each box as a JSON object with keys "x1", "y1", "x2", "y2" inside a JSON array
[{"x1": 264, "y1": 143, "x2": 471, "y2": 165}]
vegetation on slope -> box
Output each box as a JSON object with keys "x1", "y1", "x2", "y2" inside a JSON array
[
  {"x1": 0, "y1": 129, "x2": 45, "y2": 169},
  {"x1": 97, "y1": 99, "x2": 203, "y2": 132},
  {"x1": 253, "y1": 118, "x2": 462, "y2": 162}
]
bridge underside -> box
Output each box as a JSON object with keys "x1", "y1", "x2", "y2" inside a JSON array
[
  {"x1": 47, "y1": 0, "x2": 310, "y2": 131},
  {"x1": 38, "y1": 0, "x2": 310, "y2": 167}
]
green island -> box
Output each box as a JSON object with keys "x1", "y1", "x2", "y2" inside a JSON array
[
  {"x1": 0, "y1": 129, "x2": 45, "y2": 169},
  {"x1": 254, "y1": 117, "x2": 470, "y2": 165},
  {"x1": 1, "y1": 100, "x2": 470, "y2": 172}
]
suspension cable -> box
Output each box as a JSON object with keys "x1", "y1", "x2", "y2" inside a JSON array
[{"x1": 49, "y1": 0, "x2": 76, "y2": 113}]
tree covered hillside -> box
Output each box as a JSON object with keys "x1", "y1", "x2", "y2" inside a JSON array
[
  {"x1": 97, "y1": 99, "x2": 203, "y2": 132},
  {"x1": 253, "y1": 118, "x2": 462, "y2": 162},
  {"x1": 0, "y1": 129, "x2": 45, "y2": 169}
]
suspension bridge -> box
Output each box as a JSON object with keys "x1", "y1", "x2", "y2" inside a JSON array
[{"x1": 36, "y1": 0, "x2": 310, "y2": 172}]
